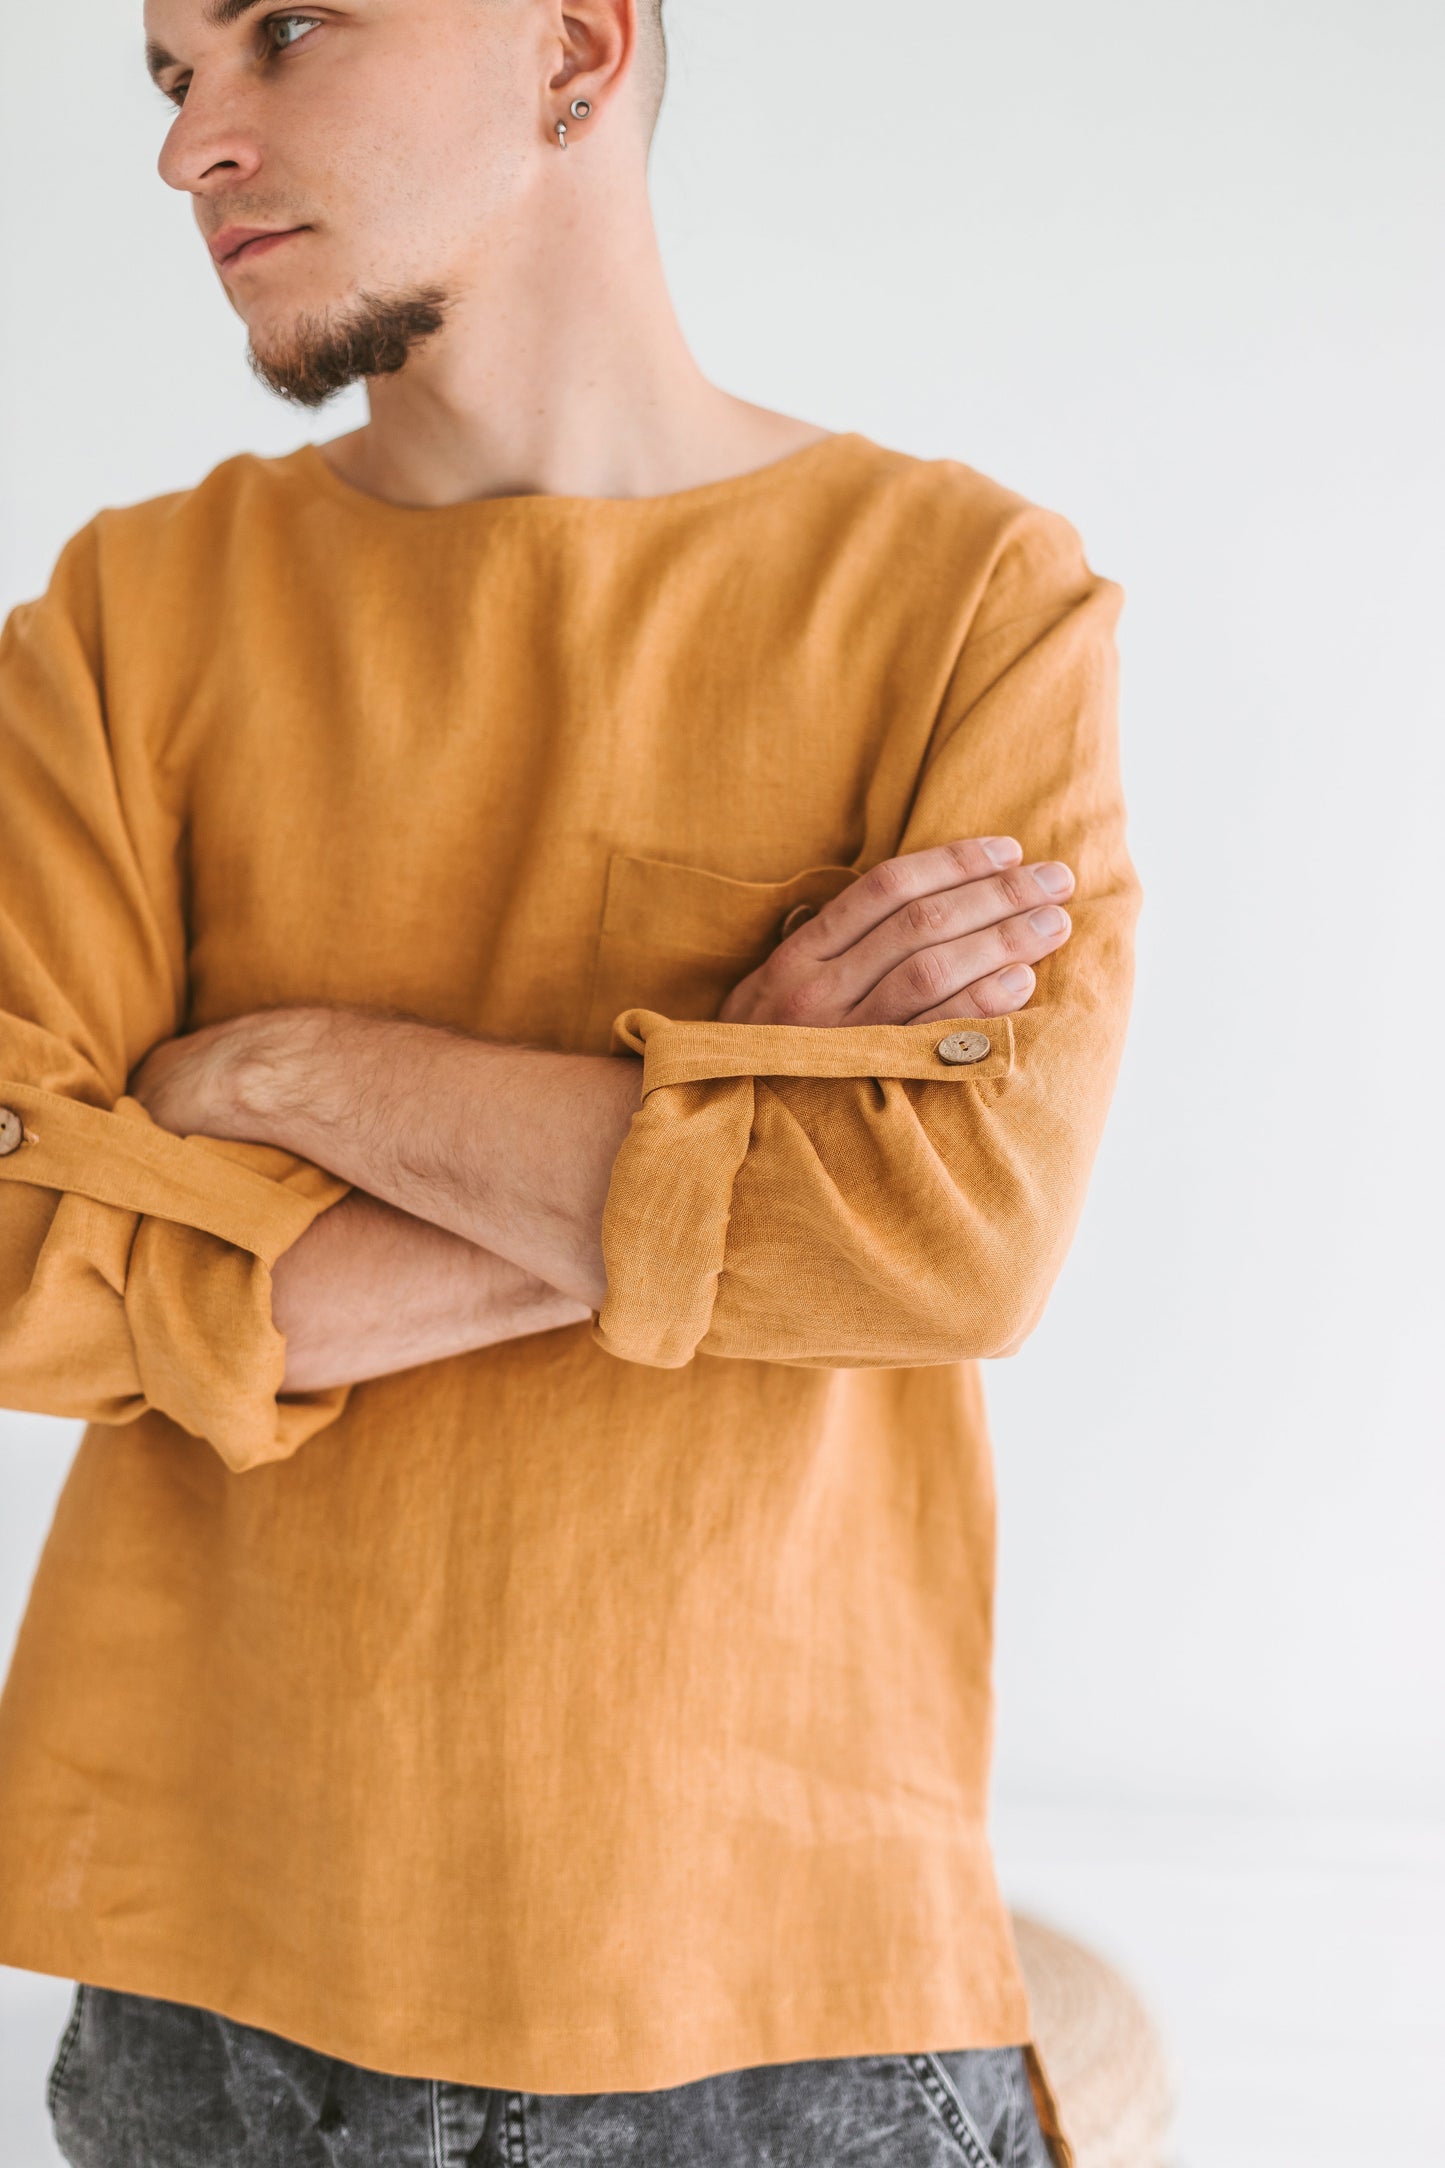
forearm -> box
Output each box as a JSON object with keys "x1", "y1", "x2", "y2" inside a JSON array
[
  {"x1": 272, "y1": 1189, "x2": 592, "y2": 1393},
  {"x1": 129, "y1": 828, "x2": 1076, "y2": 1333},
  {"x1": 222, "y1": 1010, "x2": 643, "y2": 1309}
]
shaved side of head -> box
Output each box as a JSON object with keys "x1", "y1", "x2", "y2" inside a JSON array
[{"x1": 637, "y1": 0, "x2": 667, "y2": 143}]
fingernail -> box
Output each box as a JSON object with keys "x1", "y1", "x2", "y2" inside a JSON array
[
  {"x1": 998, "y1": 966, "x2": 1033, "y2": 996},
  {"x1": 1032, "y1": 861, "x2": 1072, "y2": 897},
  {"x1": 981, "y1": 837, "x2": 1021, "y2": 866},
  {"x1": 1029, "y1": 906, "x2": 1067, "y2": 935}
]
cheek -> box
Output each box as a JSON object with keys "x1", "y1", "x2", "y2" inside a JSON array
[
  {"x1": 332, "y1": 90, "x2": 534, "y2": 278},
  {"x1": 410, "y1": 80, "x2": 537, "y2": 224}
]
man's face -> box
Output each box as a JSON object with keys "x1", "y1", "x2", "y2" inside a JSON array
[{"x1": 144, "y1": 1, "x2": 541, "y2": 395}]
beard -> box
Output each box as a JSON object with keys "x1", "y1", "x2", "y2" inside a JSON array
[{"x1": 247, "y1": 284, "x2": 452, "y2": 407}]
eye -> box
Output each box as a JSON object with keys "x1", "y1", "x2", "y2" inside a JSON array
[
  {"x1": 151, "y1": 14, "x2": 320, "y2": 110},
  {"x1": 268, "y1": 12, "x2": 323, "y2": 50}
]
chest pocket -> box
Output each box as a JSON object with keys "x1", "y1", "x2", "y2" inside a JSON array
[{"x1": 585, "y1": 853, "x2": 859, "y2": 1049}]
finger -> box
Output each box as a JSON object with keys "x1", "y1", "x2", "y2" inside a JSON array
[
  {"x1": 802, "y1": 859, "x2": 1075, "y2": 1016},
  {"x1": 844, "y1": 904, "x2": 1072, "y2": 1025},
  {"x1": 792, "y1": 838, "x2": 1024, "y2": 960},
  {"x1": 910, "y1": 963, "x2": 1035, "y2": 1026}
]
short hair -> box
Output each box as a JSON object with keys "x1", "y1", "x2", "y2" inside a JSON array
[{"x1": 637, "y1": 0, "x2": 667, "y2": 143}]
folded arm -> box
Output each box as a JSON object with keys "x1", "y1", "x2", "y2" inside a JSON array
[
  {"x1": 132, "y1": 821, "x2": 1081, "y2": 1366},
  {"x1": 125, "y1": 504, "x2": 1134, "y2": 1394},
  {"x1": 134, "y1": 1013, "x2": 649, "y2": 1310},
  {"x1": 592, "y1": 513, "x2": 1140, "y2": 1368},
  {"x1": 0, "y1": 527, "x2": 355, "y2": 1471}
]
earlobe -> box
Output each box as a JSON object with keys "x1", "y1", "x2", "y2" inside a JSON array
[{"x1": 554, "y1": 95, "x2": 592, "y2": 149}]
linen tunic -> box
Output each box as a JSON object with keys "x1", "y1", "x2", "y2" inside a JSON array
[{"x1": 0, "y1": 432, "x2": 1139, "y2": 2162}]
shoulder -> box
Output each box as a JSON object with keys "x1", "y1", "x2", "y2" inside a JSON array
[
  {"x1": 849, "y1": 434, "x2": 1099, "y2": 577},
  {"x1": 83, "y1": 447, "x2": 315, "y2": 590},
  {"x1": 807, "y1": 432, "x2": 1115, "y2": 648},
  {"x1": 2, "y1": 449, "x2": 319, "y2": 719}
]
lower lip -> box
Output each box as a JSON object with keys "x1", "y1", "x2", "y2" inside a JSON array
[{"x1": 222, "y1": 229, "x2": 304, "y2": 269}]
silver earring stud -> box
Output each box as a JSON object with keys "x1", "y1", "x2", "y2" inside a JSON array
[{"x1": 557, "y1": 99, "x2": 590, "y2": 147}]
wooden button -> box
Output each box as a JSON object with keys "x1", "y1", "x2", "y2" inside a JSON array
[
  {"x1": 0, "y1": 1107, "x2": 24, "y2": 1157},
  {"x1": 778, "y1": 903, "x2": 815, "y2": 941},
  {"x1": 936, "y1": 1030, "x2": 992, "y2": 1066}
]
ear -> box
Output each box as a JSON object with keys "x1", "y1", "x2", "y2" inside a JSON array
[{"x1": 543, "y1": 0, "x2": 639, "y2": 128}]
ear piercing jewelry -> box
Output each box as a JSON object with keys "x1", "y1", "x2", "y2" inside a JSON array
[{"x1": 556, "y1": 97, "x2": 592, "y2": 149}]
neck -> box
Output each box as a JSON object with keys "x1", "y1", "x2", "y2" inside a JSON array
[{"x1": 320, "y1": 169, "x2": 826, "y2": 507}]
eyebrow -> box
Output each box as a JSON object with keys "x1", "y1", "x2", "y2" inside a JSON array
[{"x1": 145, "y1": 0, "x2": 273, "y2": 85}]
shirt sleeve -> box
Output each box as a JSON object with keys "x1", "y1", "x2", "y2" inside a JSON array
[
  {"x1": 0, "y1": 523, "x2": 352, "y2": 1472},
  {"x1": 593, "y1": 505, "x2": 1142, "y2": 1369}
]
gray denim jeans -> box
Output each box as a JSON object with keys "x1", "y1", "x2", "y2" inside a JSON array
[{"x1": 46, "y1": 1984, "x2": 1055, "y2": 2168}]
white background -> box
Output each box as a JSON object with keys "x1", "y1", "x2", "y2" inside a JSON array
[{"x1": 2, "y1": 3, "x2": 1442, "y2": 2163}]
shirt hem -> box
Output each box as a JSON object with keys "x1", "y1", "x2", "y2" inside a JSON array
[{"x1": 0, "y1": 1920, "x2": 1057, "y2": 2108}]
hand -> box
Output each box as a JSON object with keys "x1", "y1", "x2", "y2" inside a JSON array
[
  {"x1": 128, "y1": 1015, "x2": 260, "y2": 1138},
  {"x1": 718, "y1": 836, "x2": 1074, "y2": 1027}
]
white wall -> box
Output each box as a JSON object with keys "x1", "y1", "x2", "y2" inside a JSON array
[{"x1": 2, "y1": 0, "x2": 1442, "y2": 1827}]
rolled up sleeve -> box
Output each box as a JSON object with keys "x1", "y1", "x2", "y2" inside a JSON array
[
  {"x1": 593, "y1": 507, "x2": 1141, "y2": 1370},
  {"x1": 0, "y1": 524, "x2": 351, "y2": 1472}
]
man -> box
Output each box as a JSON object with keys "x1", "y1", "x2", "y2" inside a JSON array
[{"x1": 0, "y1": 1, "x2": 1139, "y2": 2162}]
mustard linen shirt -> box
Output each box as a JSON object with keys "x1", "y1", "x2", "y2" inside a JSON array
[{"x1": 0, "y1": 433, "x2": 1139, "y2": 2155}]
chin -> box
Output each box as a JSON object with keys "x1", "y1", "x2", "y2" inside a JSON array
[
  {"x1": 252, "y1": 271, "x2": 375, "y2": 355},
  {"x1": 244, "y1": 279, "x2": 451, "y2": 406}
]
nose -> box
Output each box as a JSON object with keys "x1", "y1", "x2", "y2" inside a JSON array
[{"x1": 157, "y1": 77, "x2": 264, "y2": 197}]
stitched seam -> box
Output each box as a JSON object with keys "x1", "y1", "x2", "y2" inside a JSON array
[
  {"x1": 505, "y1": 2092, "x2": 528, "y2": 2168},
  {"x1": 907, "y1": 2053, "x2": 996, "y2": 2168},
  {"x1": 428, "y1": 2079, "x2": 445, "y2": 2168},
  {"x1": 46, "y1": 1985, "x2": 86, "y2": 2119}
]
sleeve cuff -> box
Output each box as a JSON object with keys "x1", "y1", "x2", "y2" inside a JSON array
[
  {"x1": 126, "y1": 1146, "x2": 354, "y2": 1473},
  {"x1": 0, "y1": 1085, "x2": 336, "y2": 1264},
  {"x1": 0, "y1": 1083, "x2": 354, "y2": 1470},
  {"x1": 593, "y1": 1008, "x2": 1015, "y2": 1370}
]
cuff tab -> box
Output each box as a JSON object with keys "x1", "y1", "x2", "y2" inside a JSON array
[
  {"x1": 610, "y1": 1009, "x2": 1015, "y2": 1092},
  {"x1": 0, "y1": 1082, "x2": 338, "y2": 1263}
]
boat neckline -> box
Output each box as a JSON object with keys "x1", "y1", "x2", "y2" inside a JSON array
[{"x1": 289, "y1": 428, "x2": 869, "y2": 518}]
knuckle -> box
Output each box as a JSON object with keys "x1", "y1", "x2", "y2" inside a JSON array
[
  {"x1": 900, "y1": 891, "x2": 950, "y2": 941},
  {"x1": 903, "y1": 948, "x2": 951, "y2": 1005},
  {"x1": 862, "y1": 856, "x2": 912, "y2": 907}
]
